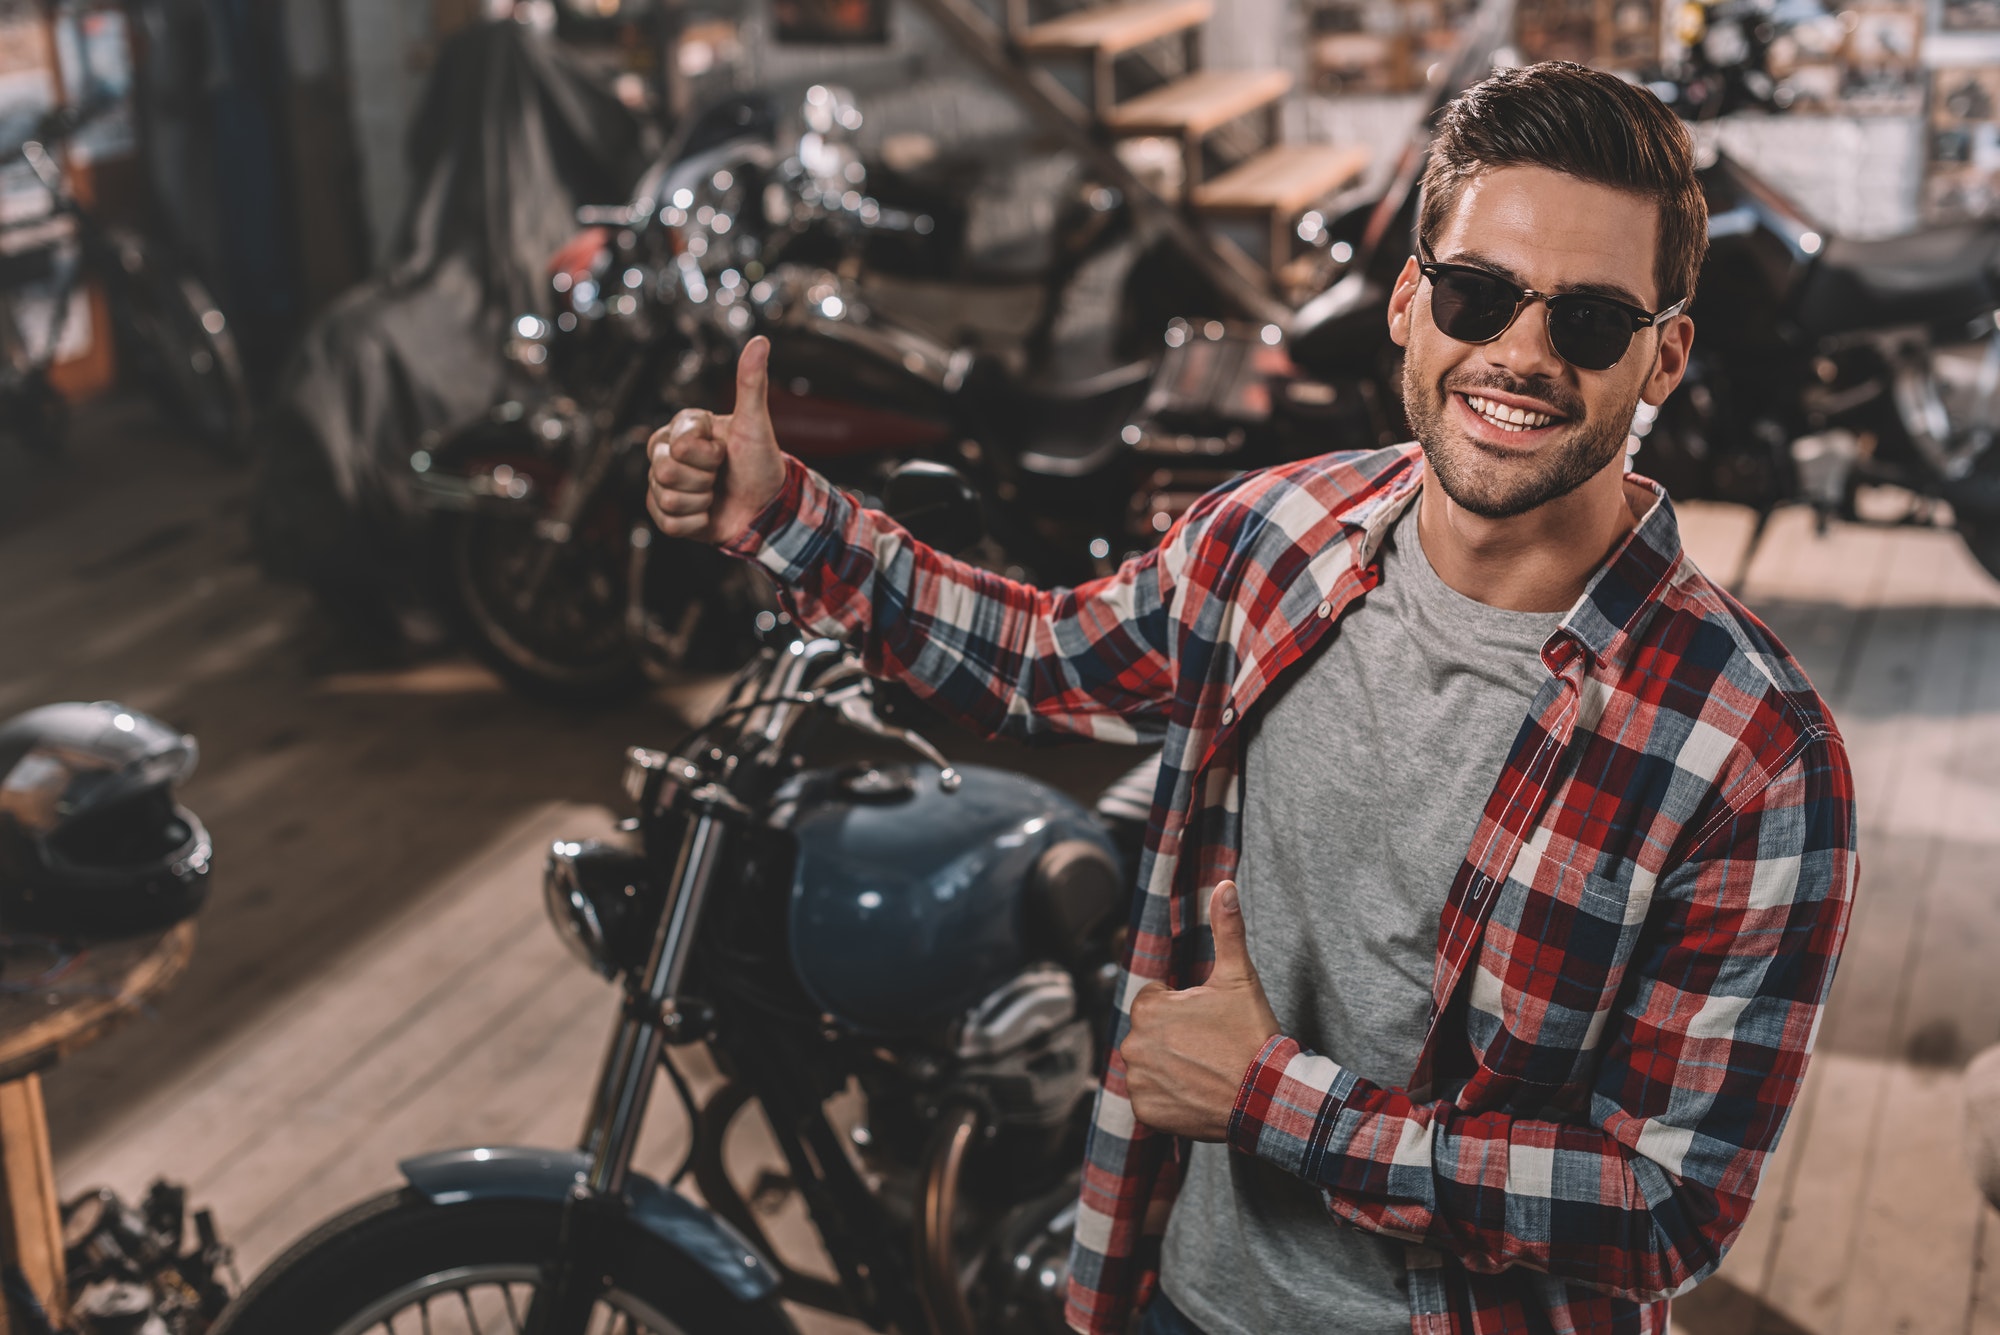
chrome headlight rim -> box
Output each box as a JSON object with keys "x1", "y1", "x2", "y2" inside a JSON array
[{"x1": 544, "y1": 840, "x2": 616, "y2": 979}]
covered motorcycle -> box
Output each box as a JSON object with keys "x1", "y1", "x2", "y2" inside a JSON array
[{"x1": 249, "y1": 20, "x2": 649, "y2": 638}]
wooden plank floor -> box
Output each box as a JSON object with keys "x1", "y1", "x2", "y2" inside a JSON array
[
  {"x1": 1668, "y1": 502, "x2": 2000, "y2": 1335},
  {"x1": 16, "y1": 402, "x2": 2000, "y2": 1333}
]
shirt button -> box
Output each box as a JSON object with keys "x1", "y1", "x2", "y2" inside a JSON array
[
  {"x1": 1316, "y1": 601, "x2": 1332, "y2": 618},
  {"x1": 1221, "y1": 707, "x2": 1236, "y2": 725}
]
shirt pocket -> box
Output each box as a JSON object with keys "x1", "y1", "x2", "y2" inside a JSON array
[{"x1": 1466, "y1": 863, "x2": 1648, "y2": 1095}]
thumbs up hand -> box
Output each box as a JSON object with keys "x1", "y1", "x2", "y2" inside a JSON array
[
  {"x1": 1119, "y1": 881, "x2": 1281, "y2": 1142},
  {"x1": 646, "y1": 335, "x2": 787, "y2": 546}
]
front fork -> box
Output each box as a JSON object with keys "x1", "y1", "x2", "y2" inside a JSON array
[{"x1": 528, "y1": 803, "x2": 731, "y2": 1334}]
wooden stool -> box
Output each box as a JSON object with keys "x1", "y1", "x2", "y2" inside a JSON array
[{"x1": 0, "y1": 925, "x2": 196, "y2": 1331}]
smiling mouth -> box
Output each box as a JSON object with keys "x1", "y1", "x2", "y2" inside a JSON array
[{"x1": 1460, "y1": 393, "x2": 1565, "y2": 433}]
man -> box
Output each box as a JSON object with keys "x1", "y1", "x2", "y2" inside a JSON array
[{"x1": 646, "y1": 63, "x2": 1856, "y2": 1335}]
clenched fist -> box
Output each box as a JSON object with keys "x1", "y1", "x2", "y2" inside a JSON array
[
  {"x1": 1119, "y1": 881, "x2": 1281, "y2": 1142},
  {"x1": 646, "y1": 335, "x2": 788, "y2": 546}
]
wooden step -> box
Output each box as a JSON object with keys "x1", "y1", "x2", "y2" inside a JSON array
[
  {"x1": 1101, "y1": 68, "x2": 1293, "y2": 137},
  {"x1": 1017, "y1": 0, "x2": 1212, "y2": 55},
  {"x1": 1192, "y1": 142, "x2": 1370, "y2": 215}
]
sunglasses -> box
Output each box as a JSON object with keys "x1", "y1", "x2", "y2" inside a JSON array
[{"x1": 1416, "y1": 238, "x2": 1687, "y2": 372}]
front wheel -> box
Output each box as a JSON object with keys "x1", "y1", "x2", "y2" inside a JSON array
[
  {"x1": 212, "y1": 1190, "x2": 795, "y2": 1335},
  {"x1": 101, "y1": 229, "x2": 252, "y2": 460},
  {"x1": 1950, "y1": 443, "x2": 2000, "y2": 585},
  {"x1": 1957, "y1": 509, "x2": 2000, "y2": 586},
  {"x1": 441, "y1": 502, "x2": 652, "y2": 705},
  {"x1": 435, "y1": 479, "x2": 766, "y2": 705}
]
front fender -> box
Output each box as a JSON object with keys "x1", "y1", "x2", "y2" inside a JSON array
[{"x1": 399, "y1": 1146, "x2": 779, "y2": 1303}]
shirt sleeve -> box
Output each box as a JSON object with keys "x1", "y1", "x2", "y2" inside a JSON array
[
  {"x1": 721, "y1": 455, "x2": 1184, "y2": 745},
  {"x1": 1224, "y1": 732, "x2": 1857, "y2": 1300}
]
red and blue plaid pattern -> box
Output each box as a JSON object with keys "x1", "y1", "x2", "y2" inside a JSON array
[{"x1": 727, "y1": 443, "x2": 1857, "y2": 1335}]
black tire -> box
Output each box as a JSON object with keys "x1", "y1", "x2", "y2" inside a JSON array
[
  {"x1": 102, "y1": 229, "x2": 252, "y2": 460},
  {"x1": 1951, "y1": 445, "x2": 2000, "y2": 585},
  {"x1": 212, "y1": 1190, "x2": 796, "y2": 1335},
  {"x1": 439, "y1": 506, "x2": 652, "y2": 706},
  {"x1": 1958, "y1": 510, "x2": 2000, "y2": 586}
]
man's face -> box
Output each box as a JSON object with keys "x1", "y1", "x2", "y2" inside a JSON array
[{"x1": 1388, "y1": 166, "x2": 1693, "y2": 520}]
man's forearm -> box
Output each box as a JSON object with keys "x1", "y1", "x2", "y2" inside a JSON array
[
  {"x1": 722, "y1": 455, "x2": 1176, "y2": 745},
  {"x1": 1228, "y1": 1036, "x2": 1739, "y2": 1300}
]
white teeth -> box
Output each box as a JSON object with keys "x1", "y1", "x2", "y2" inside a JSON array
[{"x1": 1465, "y1": 394, "x2": 1555, "y2": 431}]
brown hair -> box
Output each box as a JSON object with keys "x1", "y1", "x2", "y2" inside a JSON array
[{"x1": 1418, "y1": 61, "x2": 1708, "y2": 309}]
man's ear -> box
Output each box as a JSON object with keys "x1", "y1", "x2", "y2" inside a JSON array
[
  {"x1": 1386, "y1": 256, "x2": 1422, "y2": 349},
  {"x1": 1641, "y1": 313, "x2": 1695, "y2": 407}
]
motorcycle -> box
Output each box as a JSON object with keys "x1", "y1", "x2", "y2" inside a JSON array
[
  {"x1": 1634, "y1": 149, "x2": 2000, "y2": 577},
  {"x1": 0, "y1": 102, "x2": 251, "y2": 460},
  {"x1": 414, "y1": 84, "x2": 1168, "y2": 704},
  {"x1": 213, "y1": 474, "x2": 1148, "y2": 1335}
]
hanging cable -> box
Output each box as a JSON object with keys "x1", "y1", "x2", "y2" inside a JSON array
[{"x1": 659, "y1": 1048, "x2": 701, "y2": 1186}]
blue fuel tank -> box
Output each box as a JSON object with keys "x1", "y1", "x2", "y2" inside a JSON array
[{"x1": 778, "y1": 762, "x2": 1117, "y2": 1037}]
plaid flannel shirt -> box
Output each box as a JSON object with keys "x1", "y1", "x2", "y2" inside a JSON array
[{"x1": 725, "y1": 442, "x2": 1857, "y2": 1335}]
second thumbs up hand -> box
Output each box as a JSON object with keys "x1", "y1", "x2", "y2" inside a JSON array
[
  {"x1": 1119, "y1": 880, "x2": 1281, "y2": 1142},
  {"x1": 646, "y1": 335, "x2": 788, "y2": 547}
]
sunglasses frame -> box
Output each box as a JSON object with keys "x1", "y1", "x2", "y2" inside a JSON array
[{"x1": 1415, "y1": 236, "x2": 1688, "y2": 371}]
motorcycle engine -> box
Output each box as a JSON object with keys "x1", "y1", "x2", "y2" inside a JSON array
[
  {"x1": 972, "y1": 1179, "x2": 1082, "y2": 1335},
  {"x1": 853, "y1": 965, "x2": 1102, "y2": 1333},
  {"x1": 949, "y1": 966, "x2": 1098, "y2": 1132}
]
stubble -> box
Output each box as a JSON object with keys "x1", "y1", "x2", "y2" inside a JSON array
[{"x1": 1401, "y1": 361, "x2": 1640, "y2": 520}]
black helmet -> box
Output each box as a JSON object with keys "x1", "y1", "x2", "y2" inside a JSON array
[{"x1": 0, "y1": 702, "x2": 211, "y2": 939}]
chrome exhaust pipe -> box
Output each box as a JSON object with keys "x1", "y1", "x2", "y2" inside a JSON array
[{"x1": 915, "y1": 1104, "x2": 982, "y2": 1335}]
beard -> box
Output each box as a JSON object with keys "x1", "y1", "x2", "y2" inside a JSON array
[{"x1": 1402, "y1": 360, "x2": 1639, "y2": 520}]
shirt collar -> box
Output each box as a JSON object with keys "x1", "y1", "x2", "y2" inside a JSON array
[
  {"x1": 1356, "y1": 451, "x2": 1684, "y2": 674},
  {"x1": 1556, "y1": 473, "x2": 1682, "y2": 672}
]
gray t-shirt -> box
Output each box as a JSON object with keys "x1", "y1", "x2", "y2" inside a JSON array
[{"x1": 1159, "y1": 502, "x2": 1562, "y2": 1335}]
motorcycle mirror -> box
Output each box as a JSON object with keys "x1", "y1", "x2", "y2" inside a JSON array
[{"x1": 882, "y1": 461, "x2": 985, "y2": 556}]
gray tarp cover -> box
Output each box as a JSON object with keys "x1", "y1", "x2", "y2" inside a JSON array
[{"x1": 251, "y1": 21, "x2": 645, "y2": 621}]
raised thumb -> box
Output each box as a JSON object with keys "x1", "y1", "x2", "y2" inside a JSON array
[
  {"x1": 1207, "y1": 881, "x2": 1256, "y2": 982},
  {"x1": 733, "y1": 335, "x2": 773, "y2": 431}
]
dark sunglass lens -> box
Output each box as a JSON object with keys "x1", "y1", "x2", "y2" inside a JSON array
[
  {"x1": 1547, "y1": 298, "x2": 1637, "y2": 371},
  {"x1": 1429, "y1": 269, "x2": 1519, "y2": 343}
]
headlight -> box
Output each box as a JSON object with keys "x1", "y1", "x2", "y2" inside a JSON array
[{"x1": 543, "y1": 839, "x2": 656, "y2": 979}]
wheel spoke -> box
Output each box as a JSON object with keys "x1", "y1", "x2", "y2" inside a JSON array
[
  {"x1": 318, "y1": 1258, "x2": 684, "y2": 1335},
  {"x1": 502, "y1": 1285, "x2": 525, "y2": 1335}
]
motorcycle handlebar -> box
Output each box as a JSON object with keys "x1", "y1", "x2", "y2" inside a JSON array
[{"x1": 694, "y1": 637, "x2": 959, "y2": 794}]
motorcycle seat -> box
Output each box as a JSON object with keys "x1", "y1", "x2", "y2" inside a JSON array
[
  {"x1": 1013, "y1": 362, "x2": 1153, "y2": 478},
  {"x1": 1796, "y1": 222, "x2": 2000, "y2": 338}
]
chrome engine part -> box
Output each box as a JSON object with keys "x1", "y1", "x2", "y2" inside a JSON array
[
  {"x1": 953, "y1": 967, "x2": 1097, "y2": 1129},
  {"x1": 956, "y1": 967, "x2": 1077, "y2": 1059},
  {"x1": 973, "y1": 1181, "x2": 1082, "y2": 1335}
]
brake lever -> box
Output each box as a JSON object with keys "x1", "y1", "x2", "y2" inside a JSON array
[{"x1": 819, "y1": 680, "x2": 962, "y2": 793}]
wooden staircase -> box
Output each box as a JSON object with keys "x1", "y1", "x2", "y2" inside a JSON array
[{"x1": 911, "y1": 0, "x2": 1371, "y2": 317}]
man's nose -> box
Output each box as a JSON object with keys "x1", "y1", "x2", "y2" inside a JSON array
[{"x1": 1481, "y1": 300, "x2": 1568, "y2": 381}]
